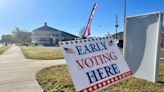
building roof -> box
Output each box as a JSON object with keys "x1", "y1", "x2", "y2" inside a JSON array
[
  {"x1": 112, "y1": 31, "x2": 123, "y2": 36},
  {"x1": 32, "y1": 22, "x2": 78, "y2": 37},
  {"x1": 33, "y1": 22, "x2": 61, "y2": 32}
]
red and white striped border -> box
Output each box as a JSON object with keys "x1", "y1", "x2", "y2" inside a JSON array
[
  {"x1": 59, "y1": 36, "x2": 113, "y2": 45},
  {"x1": 79, "y1": 71, "x2": 133, "y2": 92}
]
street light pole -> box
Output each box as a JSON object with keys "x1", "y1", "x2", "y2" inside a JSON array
[
  {"x1": 123, "y1": 0, "x2": 127, "y2": 55},
  {"x1": 124, "y1": 0, "x2": 126, "y2": 31},
  {"x1": 115, "y1": 15, "x2": 119, "y2": 40}
]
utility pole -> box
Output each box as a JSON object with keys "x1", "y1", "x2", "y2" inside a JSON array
[
  {"x1": 123, "y1": 0, "x2": 127, "y2": 55},
  {"x1": 115, "y1": 15, "x2": 119, "y2": 40},
  {"x1": 124, "y1": 0, "x2": 126, "y2": 31}
]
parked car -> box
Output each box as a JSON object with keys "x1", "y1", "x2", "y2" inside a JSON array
[{"x1": 117, "y1": 40, "x2": 123, "y2": 48}]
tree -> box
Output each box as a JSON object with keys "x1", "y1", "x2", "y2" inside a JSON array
[
  {"x1": 79, "y1": 26, "x2": 87, "y2": 39},
  {"x1": 12, "y1": 27, "x2": 31, "y2": 43},
  {"x1": 1, "y1": 27, "x2": 31, "y2": 44},
  {"x1": 1, "y1": 35, "x2": 16, "y2": 43}
]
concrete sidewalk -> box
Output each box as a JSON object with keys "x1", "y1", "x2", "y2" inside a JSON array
[{"x1": 0, "y1": 46, "x2": 66, "y2": 92}]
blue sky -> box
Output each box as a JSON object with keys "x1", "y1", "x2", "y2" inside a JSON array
[{"x1": 0, "y1": 0, "x2": 164, "y2": 38}]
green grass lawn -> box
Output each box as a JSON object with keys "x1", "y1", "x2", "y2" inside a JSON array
[
  {"x1": 36, "y1": 62, "x2": 164, "y2": 92},
  {"x1": 0, "y1": 46, "x2": 11, "y2": 55},
  {"x1": 20, "y1": 46, "x2": 64, "y2": 60}
]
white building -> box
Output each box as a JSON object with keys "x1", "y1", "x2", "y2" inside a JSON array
[{"x1": 31, "y1": 23, "x2": 78, "y2": 46}]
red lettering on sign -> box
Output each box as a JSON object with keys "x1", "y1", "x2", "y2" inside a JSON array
[{"x1": 75, "y1": 52, "x2": 118, "y2": 70}]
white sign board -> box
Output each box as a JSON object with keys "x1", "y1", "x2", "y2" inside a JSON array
[
  {"x1": 59, "y1": 36, "x2": 132, "y2": 92},
  {"x1": 124, "y1": 12, "x2": 163, "y2": 82}
]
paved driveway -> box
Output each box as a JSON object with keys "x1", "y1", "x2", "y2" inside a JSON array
[
  {"x1": 160, "y1": 50, "x2": 164, "y2": 58},
  {"x1": 0, "y1": 46, "x2": 66, "y2": 92}
]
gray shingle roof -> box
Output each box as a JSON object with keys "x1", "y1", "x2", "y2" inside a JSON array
[
  {"x1": 32, "y1": 23, "x2": 78, "y2": 37},
  {"x1": 33, "y1": 23, "x2": 61, "y2": 32}
]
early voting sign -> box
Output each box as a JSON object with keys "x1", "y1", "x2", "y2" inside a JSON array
[{"x1": 59, "y1": 36, "x2": 132, "y2": 92}]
